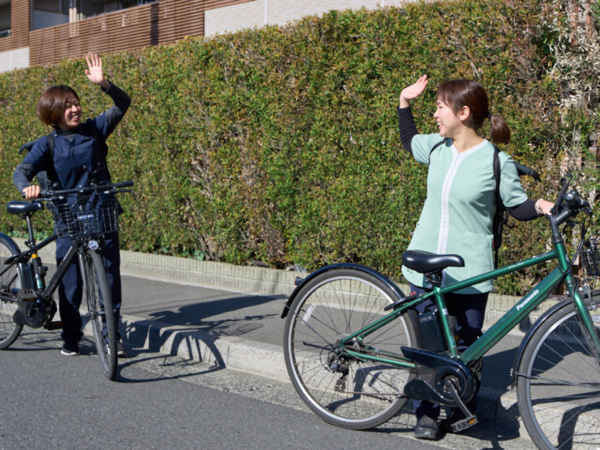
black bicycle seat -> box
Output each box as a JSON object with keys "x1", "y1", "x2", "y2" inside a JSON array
[
  {"x1": 7, "y1": 201, "x2": 44, "y2": 215},
  {"x1": 402, "y1": 250, "x2": 464, "y2": 274}
]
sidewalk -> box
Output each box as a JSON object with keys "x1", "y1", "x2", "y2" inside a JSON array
[{"x1": 16, "y1": 238, "x2": 557, "y2": 440}]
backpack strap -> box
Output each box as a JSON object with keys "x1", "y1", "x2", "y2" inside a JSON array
[
  {"x1": 428, "y1": 138, "x2": 448, "y2": 164},
  {"x1": 492, "y1": 146, "x2": 503, "y2": 268},
  {"x1": 491, "y1": 148, "x2": 541, "y2": 268},
  {"x1": 515, "y1": 162, "x2": 541, "y2": 182},
  {"x1": 17, "y1": 132, "x2": 57, "y2": 190}
]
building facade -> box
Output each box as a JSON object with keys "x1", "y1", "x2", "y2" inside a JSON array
[{"x1": 0, "y1": 0, "x2": 408, "y2": 72}]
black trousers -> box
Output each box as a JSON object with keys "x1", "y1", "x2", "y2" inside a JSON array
[
  {"x1": 409, "y1": 283, "x2": 488, "y2": 421},
  {"x1": 56, "y1": 232, "x2": 122, "y2": 346}
]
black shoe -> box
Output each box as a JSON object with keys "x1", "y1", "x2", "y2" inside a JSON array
[
  {"x1": 441, "y1": 410, "x2": 465, "y2": 433},
  {"x1": 414, "y1": 416, "x2": 439, "y2": 440},
  {"x1": 61, "y1": 342, "x2": 80, "y2": 356},
  {"x1": 117, "y1": 342, "x2": 127, "y2": 358}
]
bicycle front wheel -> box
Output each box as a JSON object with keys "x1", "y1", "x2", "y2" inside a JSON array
[
  {"x1": 83, "y1": 251, "x2": 117, "y2": 380},
  {"x1": 517, "y1": 299, "x2": 600, "y2": 449},
  {"x1": 283, "y1": 268, "x2": 419, "y2": 430},
  {"x1": 0, "y1": 235, "x2": 23, "y2": 349}
]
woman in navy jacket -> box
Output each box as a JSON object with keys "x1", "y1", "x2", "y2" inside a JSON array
[{"x1": 13, "y1": 54, "x2": 130, "y2": 357}]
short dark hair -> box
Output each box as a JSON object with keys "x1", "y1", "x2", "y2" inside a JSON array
[{"x1": 37, "y1": 85, "x2": 80, "y2": 127}]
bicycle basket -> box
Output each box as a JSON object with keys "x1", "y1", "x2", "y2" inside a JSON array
[
  {"x1": 582, "y1": 235, "x2": 600, "y2": 277},
  {"x1": 48, "y1": 196, "x2": 119, "y2": 239}
]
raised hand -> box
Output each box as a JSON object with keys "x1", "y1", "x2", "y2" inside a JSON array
[
  {"x1": 85, "y1": 53, "x2": 109, "y2": 89},
  {"x1": 399, "y1": 75, "x2": 428, "y2": 108}
]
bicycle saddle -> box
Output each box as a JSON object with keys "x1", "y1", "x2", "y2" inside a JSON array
[
  {"x1": 7, "y1": 201, "x2": 44, "y2": 215},
  {"x1": 402, "y1": 250, "x2": 464, "y2": 274}
]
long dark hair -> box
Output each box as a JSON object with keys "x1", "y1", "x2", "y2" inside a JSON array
[{"x1": 437, "y1": 79, "x2": 510, "y2": 145}]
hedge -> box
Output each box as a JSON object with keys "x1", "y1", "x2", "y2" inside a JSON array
[{"x1": 0, "y1": 0, "x2": 597, "y2": 295}]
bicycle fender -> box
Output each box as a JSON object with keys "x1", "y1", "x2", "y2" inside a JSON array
[
  {"x1": 510, "y1": 294, "x2": 600, "y2": 388},
  {"x1": 0, "y1": 233, "x2": 21, "y2": 256},
  {"x1": 280, "y1": 263, "x2": 406, "y2": 319}
]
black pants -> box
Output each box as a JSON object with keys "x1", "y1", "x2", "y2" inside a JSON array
[
  {"x1": 409, "y1": 283, "x2": 488, "y2": 421},
  {"x1": 56, "y1": 232, "x2": 122, "y2": 346}
]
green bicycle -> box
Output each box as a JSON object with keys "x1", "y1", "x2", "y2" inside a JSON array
[{"x1": 282, "y1": 175, "x2": 600, "y2": 449}]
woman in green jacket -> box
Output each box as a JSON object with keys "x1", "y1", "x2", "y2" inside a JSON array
[{"x1": 398, "y1": 75, "x2": 553, "y2": 440}]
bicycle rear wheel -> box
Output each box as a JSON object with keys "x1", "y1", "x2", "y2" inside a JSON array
[
  {"x1": 517, "y1": 298, "x2": 600, "y2": 449},
  {"x1": 83, "y1": 251, "x2": 117, "y2": 380},
  {"x1": 283, "y1": 268, "x2": 419, "y2": 430},
  {"x1": 0, "y1": 235, "x2": 23, "y2": 349}
]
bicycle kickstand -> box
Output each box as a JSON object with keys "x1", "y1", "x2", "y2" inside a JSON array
[{"x1": 442, "y1": 378, "x2": 479, "y2": 433}]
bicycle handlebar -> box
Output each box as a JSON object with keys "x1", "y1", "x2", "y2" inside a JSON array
[
  {"x1": 551, "y1": 176, "x2": 571, "y2": 215},
  {"x1": 39, "y1": 180, "x2": 134, "y2": 198}
]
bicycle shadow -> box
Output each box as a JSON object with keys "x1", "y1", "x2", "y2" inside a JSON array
[
  {"x1": 124, "y1": 292, "x2": 284, "y2": 337},
  {"x1": 115, "y1": 351, "x2": 226, "y2": 384}
]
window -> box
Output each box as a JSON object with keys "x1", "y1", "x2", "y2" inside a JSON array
[
  {"x1": 0, "y1": 0, "x2": 10, "y2": 38},
  {"x1": 31, "y1": 0, "x2": 160, "y2": 30},
  {"x1": 86, "y1": 0, "x2": 159, "y2": 16},
  {"x1": 31, "y1": 0, "x2": 69, "y2": 31}
]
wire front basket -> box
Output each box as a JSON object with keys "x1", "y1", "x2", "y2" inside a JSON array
[
  {"x1": 48, "y1": 196, "x2": 119, "y2": 239},
  {"x1": 582, "y1": 235, "x2": 600, "y2": 277}
]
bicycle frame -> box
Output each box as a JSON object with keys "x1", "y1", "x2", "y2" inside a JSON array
[
  {"x1": 0, "y1": 233, "x2": 89, "y2": 304},
  {"x1": 338, "y1": 238, "x2": 600, "y2": 371}
]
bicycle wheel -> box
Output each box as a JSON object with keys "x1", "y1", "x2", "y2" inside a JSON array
[
  {"x1": 517, "y1": 299, "x2": 600, "y2": 449},
  {"x1": 0, "y1": 236, "x2": 23, "y2": 349},
  {"x1": 283, "y1": 268, "x2": 419, "y2": 430},
  {"x1": 83, "y1": 251, "x2": 117, "y2": 380}
]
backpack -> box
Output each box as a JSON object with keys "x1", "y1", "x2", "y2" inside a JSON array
[
  {"x1": 428, "y1": 138, "x2": 540, "y2": 267},
  {"x1": 19, "y1": 124, "x2": 110, "y2": 190}
]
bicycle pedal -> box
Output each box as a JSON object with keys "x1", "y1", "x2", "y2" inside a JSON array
[
  {"x1": 44, "y1": 321, "x2": 63, "y2": 331},
  {"x1": 451, "y1": 416, "x2": 478, "y2": 433}
]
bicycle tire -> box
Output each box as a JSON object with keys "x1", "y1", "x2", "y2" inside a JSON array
[
  {"x1": 517, "y1": 298, "x2": 600, "y2": 449},
  {"x1": 0, "y1": 235, "x2": 23, "y2": 349},
  {"x1": 283, "y1": 268, "x2": 419, "y2": 430},
  {"x1": 83, "y1": 251, "x2": 118, "y2": 380}
]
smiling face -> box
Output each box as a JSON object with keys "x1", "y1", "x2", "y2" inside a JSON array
[
  {"x1": 57, "y1": 96, "x2": 82, "y2": 130},
  {"x1": 433, "y1": 99, "x2": 466, "y2": 138}
]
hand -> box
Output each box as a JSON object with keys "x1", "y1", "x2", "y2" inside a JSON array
[
  {"x1": 85, "y1": 53, "x2": 109, "y2": 89},
  {"x1": 399, "y1": 75, "x2": 429, "y2": 108},
  {"x1": 23, "y1": 186, "x2": 40, "y2": 200},
  {"x1": 536, "y1": 199, "x2": 554, "y2": 215}
]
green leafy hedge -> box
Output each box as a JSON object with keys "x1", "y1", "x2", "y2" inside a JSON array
[{"x1": 0, "y1": 0, "x2": 597, "y2": 294}]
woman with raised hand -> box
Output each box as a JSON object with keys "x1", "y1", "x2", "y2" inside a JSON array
[
  {"x1": 13, "y1": 54, "x2": 131, "y2": 357},
  {"x1": 398, "y1": 76, "x2": 553, "y2": 440}
]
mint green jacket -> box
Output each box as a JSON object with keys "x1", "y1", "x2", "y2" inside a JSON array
[{"x1": 401, "y1": 134, "x2": 528, "y2": 294}]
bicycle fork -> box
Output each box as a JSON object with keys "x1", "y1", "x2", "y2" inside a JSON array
[{"x1": 572, "y1": 281, "x2": 600, "y2": 367}]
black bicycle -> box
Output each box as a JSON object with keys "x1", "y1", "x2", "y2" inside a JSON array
[{"x1": 0, "y1": 180, "x2": 133, "y2": 380}]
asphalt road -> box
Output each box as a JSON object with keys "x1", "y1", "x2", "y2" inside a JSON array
[{"x1": 0, "y1": 329, "x2": 462, "y2": 450}]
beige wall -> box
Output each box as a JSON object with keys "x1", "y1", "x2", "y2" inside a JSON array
[{"x1": 205, "y1": 0, "x2": 410, "y2": 36}]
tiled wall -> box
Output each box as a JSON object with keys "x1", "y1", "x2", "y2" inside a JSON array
[{"x1": 205, "y1": 0, "x2": 409, "y2": 36}]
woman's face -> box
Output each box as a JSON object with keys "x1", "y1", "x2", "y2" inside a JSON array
[
  {"x1": 433, "y1": 99, "x2": 465, "y2": 138},
  {"x1": 57, "y1": 95, "x2": 82, "y2": 130}
]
